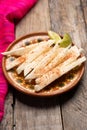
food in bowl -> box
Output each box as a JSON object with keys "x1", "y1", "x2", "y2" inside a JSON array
[{"x1": 2, "y1": 31, "x2": 86, "y2": 93}]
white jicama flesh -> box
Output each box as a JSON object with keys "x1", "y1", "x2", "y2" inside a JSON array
[
  {"x1": 16, "y1": 62, "x2": 25, "y2": 74},
  {"x1": 25, "y1": 44, "x2": 66, "y2": 80},
  {"x1": 16, "y1": 40, "x2": 55, "y2": 74},
  {"x1": 2, "y1": 40, "x2": 51, "y2": 56},
  {"x1": 34, "y1": 45, "x2": 72, "y2": 75},
  {"x1": 35, "y1": 56, "x2": 86, "y2": 92},
  {"x1": 38, "y1": 45, "x2": 80, "y2": 75},
  {"x1": 6, "y1": 56, "x2": 25, "y2": 70},
  {"x1": 24, "y1": 50, "x2": 51, "y2": 76},
  {"x1": 57, "y1": 45, "x2": 80, "y2": 68},
  {"x1": 25, "y1": 44, "x2": 76, "y2": 80},
  {"x1": 2, "y1": 43, "x2": 38, "y2": 56}
]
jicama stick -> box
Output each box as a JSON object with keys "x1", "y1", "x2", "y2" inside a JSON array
[
  {"x1": 25, "y1": 44, "x2": 64, "y2": 79},
  {"x1": 24, "y1": 50, "x2": 50, "y2": 76},
  {"x1": 6, "y1": 40, "x2": 49, "y2": 71},
  {"x1": 26, "y1": 46, "x2": 79, "y2": 80},
  {"x1": 35, "y1": 56, "x2": 86, "y2": 92},
  {"x1": 16, "y1": 62, "x2": 25, "y2": 74},
  {"x1": 16, "y1": 40, "x2": 54, "y2": 74},
  {"x1": 2, "y1": 40, "x2": 51, "y2": 56},
  {"x1": 6, "y1": 56, "x2": 25, "y2": 70},
  {"x1": 2, "y1": 43, "x2": 37, "y2": 56},
  {"x1": 25, "y1": 45, "x2": 71, "y2": 80},
  {"x1": 57, "y1": 45, "x2": 80, "y2": 68},
  {"x1": 37, "y1": 45, "x2": 79, "y2": 75}
]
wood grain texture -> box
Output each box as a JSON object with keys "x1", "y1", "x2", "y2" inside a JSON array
[
  {"x1": 16, "y1": 0, "x2": 51, "y2": 38},
  {"x1": 49, "y1": 0, "x2": 87, "y2": 129},
  {"x1": 81, "y1": 0, "x2": 87, "y2": 24},
  {"x1": 0, "y1": 89, "x2": 14, "y2": 130},
  {"x1": 14, "y1": 94, "x2": 62, "y2": 130},
  {"x1": 15, "y1": 0, "x2": 62, "y2": 130},
  {"x1": 1, "y1": 0, "x2": 87, "y2": 130}
]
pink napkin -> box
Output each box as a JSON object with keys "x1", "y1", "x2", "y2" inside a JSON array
[{"x1": 0, "y1": 0, "x2": 37, "y2": 121}]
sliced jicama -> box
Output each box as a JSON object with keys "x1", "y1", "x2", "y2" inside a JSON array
[
  {"x1": 35, "y1": 56, "x2": 86, "y2": 92},
  {"x1": 57, "y1": 45, "x2": 80, "y2": 67},
  {"x1": 25, "y1": 44, "x2": 65, "y2": 79},
  {"x1": 6, "y1": 56, "x2": 25, "y2": 70},
  {"x1": 34, "y1": 46, "x2": 70, "y2": 75},
  {"x1": 25, "y1": 45, "x2": 71, "y2": 80},
  {"x1": 32, "y1": 45, "x2": 72, "y2": 76},
  {"x1": 16, "y1": 40, "x2": 54, "y2": 74},
  {"x1": 26, "y1": 46, "x2": 79, "y2": 80},
  {"x1": 37, "y1": 45, "x2": 80, "y2": 75},
  {"x1": 24, "y1": 50, "x2": 50, "y2": 76},
  {"x1": 16, "y1": 62, "x2": 25, "y2": 74},
  {"x1": 2, "y1": 43, "x2": 38, "y2": 56},
  {"x1": 2, "y1": 40, "x2": 51, "y2": 56}
]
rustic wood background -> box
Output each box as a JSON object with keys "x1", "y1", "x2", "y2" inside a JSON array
[{"x1": 0, "y1": 0, "x2": 87, "y2": 130}]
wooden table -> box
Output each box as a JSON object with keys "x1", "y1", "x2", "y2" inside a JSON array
[{"x1": 0, "y1": 0, "x2": 87, "y2": 130}]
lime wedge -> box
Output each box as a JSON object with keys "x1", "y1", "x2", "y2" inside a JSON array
[
  {"x1": 48, "y1": 30, "x2": 61, "y2": 43},
  {"x1": 59, "y1": 33, "x2": 72, "y2": 47}
]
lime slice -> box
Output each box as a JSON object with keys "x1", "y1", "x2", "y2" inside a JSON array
[
  {"x1": 48, "y1": 30, "x2": 61, "y2": 43},
  {"x1": 59, "y1": 33, "x2": 72, "y2": 47}
]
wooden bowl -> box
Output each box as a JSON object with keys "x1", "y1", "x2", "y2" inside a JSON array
[{"x1": 2, "y1": 32, "x2": 85, "y2": 97}]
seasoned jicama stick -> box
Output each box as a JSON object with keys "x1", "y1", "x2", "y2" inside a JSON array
[
  {"x1": 35, "y1": 56, "x2": 86, "y2": 92},
  {"x1": 25, "y1": 46, "x2": 71, "y2": 79},
  {"x1": 25, "y1": 44, "x2": 62, "y2": 77},
  {"x1": 2, "y1": 44, "x2": 36, "y2": 56},
  {"x1": 58, "y1": 48, "x2": 81, "y2": 68},
  {"x1": 37, "y1": 45, "x2": 80, "y2": 75},
  {"x1": 53, "y1": 45, "x2": 81, "y2": 67},
  {"x1": 16, "y1": 62, "x2": 25, "y2": 74},
  {"x1": 24, "y1": 50, "x2": 51, "y2": 76},
  {"x1": 6, "y1": 56, "x2": 25, "y2": 70},
  {"x1": 16, "y1": 40, "x2": 54, "y2": 74},
  {"x1": 2, "y1": 40, "x2": 50, "y2": 56},
  {"x1": 41, "y1": 45, "x2": 79, "y2": 73},
  {"x1": 6, "y1": 41, "x2": 49, "y2": 71},
  {"x1": 2, "y1": 43, "x2": 37, "y2": 56}
]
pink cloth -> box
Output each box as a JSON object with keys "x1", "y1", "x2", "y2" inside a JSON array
[{"x1": 0, "y1": 0, "x2": 37, "y2": 121}]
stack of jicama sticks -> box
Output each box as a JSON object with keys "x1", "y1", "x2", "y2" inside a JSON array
[{"x1": 2, "y1": 38, "x2": 86, "y2": 92}]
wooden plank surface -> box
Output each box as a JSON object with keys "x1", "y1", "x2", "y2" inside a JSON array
[
  {"x1": 0, "y1": 0, "x2": 87, "y2": 130},
  {"x1": 49, "y1": 0, "x2": 87, "y2": 129},
  {"x1": 0, "y1": 88, "x2": 14, "y2": 130},
  {"x1": 15, "y1": 0, "x2": 62, "y2": 130}
]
